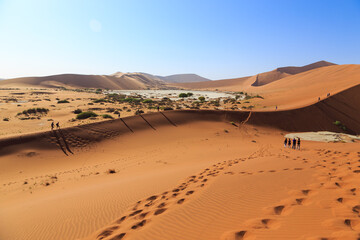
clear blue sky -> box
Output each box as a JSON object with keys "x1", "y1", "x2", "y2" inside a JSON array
[{"x1": 0, "y1": 0, "x2": 359, "y2": 80}]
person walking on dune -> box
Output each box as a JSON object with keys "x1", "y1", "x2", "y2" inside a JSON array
[
  {"x1": 287, "y1": 138, "x2": 291, "y2": 148},
  {"x1": 284, "y1": 138, "x2": 288, "y2": 147},
  {"x1": 51, "y1": 122, "x2": 54, "y2": 130},
  {"x1": 56, "y1": 122, "x2": 60, "y2": 129},
  {"x1": 292, "y1": 138, "x2": 296, "y2": 149},
  {"x1": 297, "y1": 138, "x2": 301, "y2": 150}
]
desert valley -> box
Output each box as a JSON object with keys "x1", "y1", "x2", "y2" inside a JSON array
[{"x1": 0, "y1": 60, "x2": 360, "y2": 240}]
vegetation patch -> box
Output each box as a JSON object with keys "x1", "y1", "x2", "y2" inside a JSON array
[
  {"x1": 179, "y1": 93, "x2": 193, "y2": 98},
  {"x1": 73, "y1": 109, "x2": 82, "y2": 114},
  {"x1": 57, "y1": 100, "x2": 70, "y2": 104},
  {"x1": 17, "y1": 108, "x2": 49, "y2": 116},
  {"x1": 333, "y1": 120, "x2": 347, "y2": 131},
  {"x1": 102, "y1": 114, "x2": 114, "y2": 119},
  {"x1": 93, "y1": 98, "x2": 108, "y2": 103},
  {"x1": 76, "y1": 111, "x2": 98, "y2": 119}
]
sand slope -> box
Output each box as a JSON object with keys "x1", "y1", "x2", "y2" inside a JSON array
[
  {"x1": 0, "y1": 73, "x2": 167, "y2": 90},
  {"x1": 175, "y1": 60, "x2": 336, "y2": 89},
  {"x1": 1, "y1": 81, "x2": 359, "y2": 240}
]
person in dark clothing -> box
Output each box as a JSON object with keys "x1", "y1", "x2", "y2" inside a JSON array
[
  {"x1": 56, "y1": 122, "x2": 60, "y2": 129},
  {"x1": 292, "y1": 138, "x2": 296, "y2": 149},
  {"x1": 157, "y1": 106, "x2": 160, "y2": 112},
  {"x1": 284, "y1": 138, "x2": 288, "y2": 147},
  {"x1": 297, "y1": 138, "x2": 301, "y2": 150},
  {"x1": 51, "y1": 122, "x2": 54, "y2": 130},
  {"x1": 287, "y1": 138, "x2": 291, "y2": 148}
]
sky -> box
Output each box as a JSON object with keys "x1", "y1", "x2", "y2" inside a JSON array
[{"x1": 0, "y1": 0, "x2": 359, "y2": 80}]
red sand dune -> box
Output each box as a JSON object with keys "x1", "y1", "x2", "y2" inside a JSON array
[{"x1": 1, "y1": 83, "x2": 359, "y2": 156}]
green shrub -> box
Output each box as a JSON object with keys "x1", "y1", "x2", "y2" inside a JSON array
[
  {"x1": 93, "y1": 98, "x2": 108, "y2": 103},
  {"x1": 57, "y1": 100, "x2": 69, "y2": 103},
  {"x1": 3, "y1": 118, "x2": 9, "y2": 121},
  {"x1": 333, "y1": 120, "x2": 347, "y2": 131},
  {"x1": 19, "y1": 108, "x2": 49, "y2": 116},
  {"x1": 76, "y1": 111, "x2": 98, "y2": 119},
  {"x1": 102, "y1": 114, "x2": 113, "y2": 119},
  {"x1": 333, "y1": 120, "x2": 341, "y2": 126},
  {"x1": 143, "y1": 99, "x2": 153, "y2": 103},
  {"x1": 179, "y1": 93, "x2": 188, "y2": 98},
  {"x1": 73, "y1": 109, "x2": 82, "y2": 114},
  {"x1": 187, "y1": 92, "x2": 193, "y2": 97},
  {"x1": 198, "y1": 96, "x2": 205, "y2": 102},
  {"x1": 135, "y1": 110, "x2": 144, "y2": 115}
]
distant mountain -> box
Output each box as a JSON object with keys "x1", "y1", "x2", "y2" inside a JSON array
[{"x1": 156, "y1": 74, "x2": 210, "y2": 83}]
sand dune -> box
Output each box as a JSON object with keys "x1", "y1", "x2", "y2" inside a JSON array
[
  {"x1": 176, "y1": 64, "x2": 360, "y2": 110},
  {"x1": 175, "y1": 60, "x2": 336, "y2": 89},
  {"x1": 0, "y1": 82, "x2": 359, "y2": 240},
  {"x1": 1, "y1": 65, "x2": 359, "y2": 240},
  {"x1": 0, "y1": 73, "x2": 169, "y2": 90},
  {"x1": 0, "y1": 72, "x2": 209, "y2": 90}
]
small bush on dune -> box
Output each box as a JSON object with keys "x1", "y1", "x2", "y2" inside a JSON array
[
  {"x1": 73, "y1": 109, "x2": 82, "y2": 114},
  {"x1": 93, "y1": 98, "x2": 108, "y2": 103},
  {"x1": 57, "y1": 100, "x2": 69, "y2": 104},
  {"x1": 102, "y1": 114, "x2": 113, "y2": 119},
  {"x1": 143, "y1": 99, "x2": 153, "y2": 104},
  {"x1": 107, "y1": 169, "x2": 116, "y2": 174},
  {"x1": 333, "y1": 120, "x2": 347, "y2": 131},
  {"x1": 76, "y1": 111, "x2": 98, "y2": 119},
  {"x1": 3, "y1": 118, "x2": 9, "y2": 121}
]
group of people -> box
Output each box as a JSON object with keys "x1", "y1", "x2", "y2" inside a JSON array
[
  {"x1": 318, "y1": 93, "x2": 331, "y2": 102},
  {"x1": 51, "y1": 121, "x2": 60, "y2": 130},
  {"x1": 284, "y1": 137, "x2": 300, "y2": 150}
]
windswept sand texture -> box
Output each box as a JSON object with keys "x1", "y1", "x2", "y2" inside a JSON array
[{"x1": 1, "y1": 64, "x2": 360, "y2": 240}]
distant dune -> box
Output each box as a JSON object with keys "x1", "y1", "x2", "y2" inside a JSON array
[
  {"x1": 0, "y1": 72, "x2": 210, "y2": 90},
  {"x1": 175, "y1": 60, "x2": 338, "y2": 90},
  {"x1": 0, "y1": 73, "x2": 168, "y2": 90},
  {"x1": 0, "y1": 61, "x2": 340, "y2": 90},
  {"x1": 175, "y1": 64, "x2": 360, "y2": 103},
  {"x1": 251, "y1": 60, "x2": 336, "y2": 86}
]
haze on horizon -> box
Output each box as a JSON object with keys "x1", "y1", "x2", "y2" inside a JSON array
[{"x1": 0, "y1": 0, "x2": 359, "y2": 80}]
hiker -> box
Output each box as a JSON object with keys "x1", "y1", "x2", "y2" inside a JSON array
[
  {"x1": 287, "y1": 138, "x2": 291, "y2": 148},
  {"x1": 284, "y1": 138, "x2": 288, "y2": 147},
  {"x1": 292, "y1": 138, "x2": 296, "y2": 149},
  {"x1": 157, "y1": 106, "x2": 160, "y2": 112},
  {"x1": 297, "y1": 138, "x2": 301, "y2": 150},
  {"x1": 318, "y1": 97, "x2": 320, "y2": 102},
  {"x1": 118, "y1": 113, "x2": 121, "y2": 118},
  {"x1": 51, "y1": 122, "x2": 54, "y2": 130},
  {"x1": 56, "y1": 122, "x2": 60, "y2": 129},
  {"x1": 276, "y1": 106, "x2": 278, "y2": 110},
  {"x1": 327, "y1": 93, "x2": 330, "y2": 97}
]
